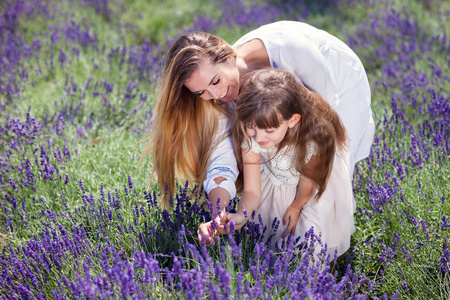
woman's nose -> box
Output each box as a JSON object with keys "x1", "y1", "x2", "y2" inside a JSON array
[
  {"x1": 207, "y1": 85, "x2": 224, "y2": 100},
  {"x1": 200, "y1": 90, "x2": 216, "y2": 100},
  {"x1": 200, "y1": 93, "x2": 212, "y2": 100}
]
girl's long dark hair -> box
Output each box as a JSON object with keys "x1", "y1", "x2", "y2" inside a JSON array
[{"x1": 233, "y1": 68, "x2": 347, "y2": 199}]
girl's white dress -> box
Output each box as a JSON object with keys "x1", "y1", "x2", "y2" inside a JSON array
[{"x1": 244, "y1": 137, "x2": 355, "y2": 258}]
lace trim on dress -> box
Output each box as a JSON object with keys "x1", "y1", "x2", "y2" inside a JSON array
[{"x1": 242, "y1": 138, "x2": 317, "y2": 186}]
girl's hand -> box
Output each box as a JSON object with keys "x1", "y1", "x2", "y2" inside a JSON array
[
  {"x1": 282, "y1": 205, "x2": 302, "y2": 237},
  {"x1": 225, "y1": 212, "x2": 246, "y2": 231}
]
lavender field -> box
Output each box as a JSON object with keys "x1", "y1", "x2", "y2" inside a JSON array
[{"x1": 1, "y1": 0, "x2": 449, "y2": 298}]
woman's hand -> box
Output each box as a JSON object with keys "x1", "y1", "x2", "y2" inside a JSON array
[
  {"x1": 197, "y1": 212, "x2": 247, "y2": 245},
  {"x1": 282, "y1": 205, "x2": 302, "y2": 237},
  {"x1": 197, "y1": 220, "x2": 217, "y2": 246},
  {"x1": 197, "y1": 213, "x2": 229, "y2": 246}
]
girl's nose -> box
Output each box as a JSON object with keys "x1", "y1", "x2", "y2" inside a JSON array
[{"x1": 254, "y1": 131, "x2": 265, "y2": 143}]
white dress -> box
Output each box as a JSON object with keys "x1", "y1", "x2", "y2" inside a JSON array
[
  {"x1": 233, "y1": 21, "x2": 375, "y2": 179},
  {"x1": 244, "y1": 137, "x2": 355, "y2": 258}
]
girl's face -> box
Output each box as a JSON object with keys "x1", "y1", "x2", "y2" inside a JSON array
[
  {"x1": 184, "y1": 56, "x2": 239, "y2": 103},
  {"x1": 245, "y1": 114, "x2": 301, "y2": 149}
]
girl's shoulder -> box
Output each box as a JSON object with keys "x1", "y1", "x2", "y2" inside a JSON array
[{"x1": 305, "y1": 141, "x2": 318, "y2": 164}]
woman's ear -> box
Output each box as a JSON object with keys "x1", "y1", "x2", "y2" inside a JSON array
[
  {"x1": 227, "y1": 54, "x2": 236, "y2": 64},
  {"x1": 288, "y1": 113, "x2": 301, "y2": 128}
]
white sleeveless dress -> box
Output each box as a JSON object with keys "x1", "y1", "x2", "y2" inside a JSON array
[{"x1": 244, "y1": 137, "x2": 355, "y2": 258}]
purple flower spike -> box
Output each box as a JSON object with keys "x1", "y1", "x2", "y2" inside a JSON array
[
  {"x1": 127, "y1": 174, "x2": 133, "y2": 189},
  {"x1": 9, "y1": 178, "x2": 17, "y2": 191},
  {"x1": 58, "y1": 48, "x2": 67, "y2": 67}
]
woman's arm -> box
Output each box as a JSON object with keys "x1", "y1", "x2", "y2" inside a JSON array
[{"x1": 203, "y1": 116, "x2": 239, "y2": 216}]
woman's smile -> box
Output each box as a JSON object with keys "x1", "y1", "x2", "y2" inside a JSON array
[{"x1": 219, "y1": 87, "x2": 229, "y2": 99}]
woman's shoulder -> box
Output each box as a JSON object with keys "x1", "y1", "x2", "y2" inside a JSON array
[
  {"x1": 234, "y1": 21, "x2": 322, "y2": 65},
  {"x1": 233, "y1": 21, "x2": 305, "y2": 69},
  {"x1": 234, "y1": 21, "x2": 317, "y2": 43},
  {"x1": 233, "y1": 21, "x2": 289, "y2": 48},
  {"x1": 236, "y1": 39, "x2": 270, "y2": 69}
]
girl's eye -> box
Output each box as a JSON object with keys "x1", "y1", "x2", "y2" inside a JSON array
[
  {"x1": 212, "y1": 79, "x2": 220, "y2": 85},
  {"x1": 265, "y1": 130, "x2": 274, "y2": 133},
  {"x1": 195, "y1": 91, "x2": 204, "y2": 96},
  {"x1": 245, "y1": 124, "x2": 254, "y2": 129}
]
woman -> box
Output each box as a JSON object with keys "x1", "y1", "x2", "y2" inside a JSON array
[{"x1": 143, "y1": 21, "x2": 374, "y2": 216}]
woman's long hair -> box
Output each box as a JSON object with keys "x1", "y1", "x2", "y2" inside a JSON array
[
  {"x1": 141, "y1": 32, "x2": 236, "y2": 209},
  {"x1": 233, "y1": 69, "x2": 347, "y2": 198}
]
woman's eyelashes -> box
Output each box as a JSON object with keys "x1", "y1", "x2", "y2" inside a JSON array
[{"x1": 193, "y1": 79, "x2": 220, "y2": 96}]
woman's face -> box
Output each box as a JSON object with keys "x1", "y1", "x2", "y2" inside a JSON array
[{"x1": 184, "y1": 56, "x2": 239, "y2": 103}]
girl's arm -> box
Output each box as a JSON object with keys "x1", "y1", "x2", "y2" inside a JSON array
[
  {"x1": 283, "y1": 155, "x2": 318, "y2": 237},
  {"x1": 227, "y1": 148, "x2": 262, "y2": 230},
  {"x1": 197, "y1": 148, "x2": 260, "y2": 245}
]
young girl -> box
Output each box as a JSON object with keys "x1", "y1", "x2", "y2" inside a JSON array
[{"x1": 199, "y1": 68, "x2": 355, "y2": 258}]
